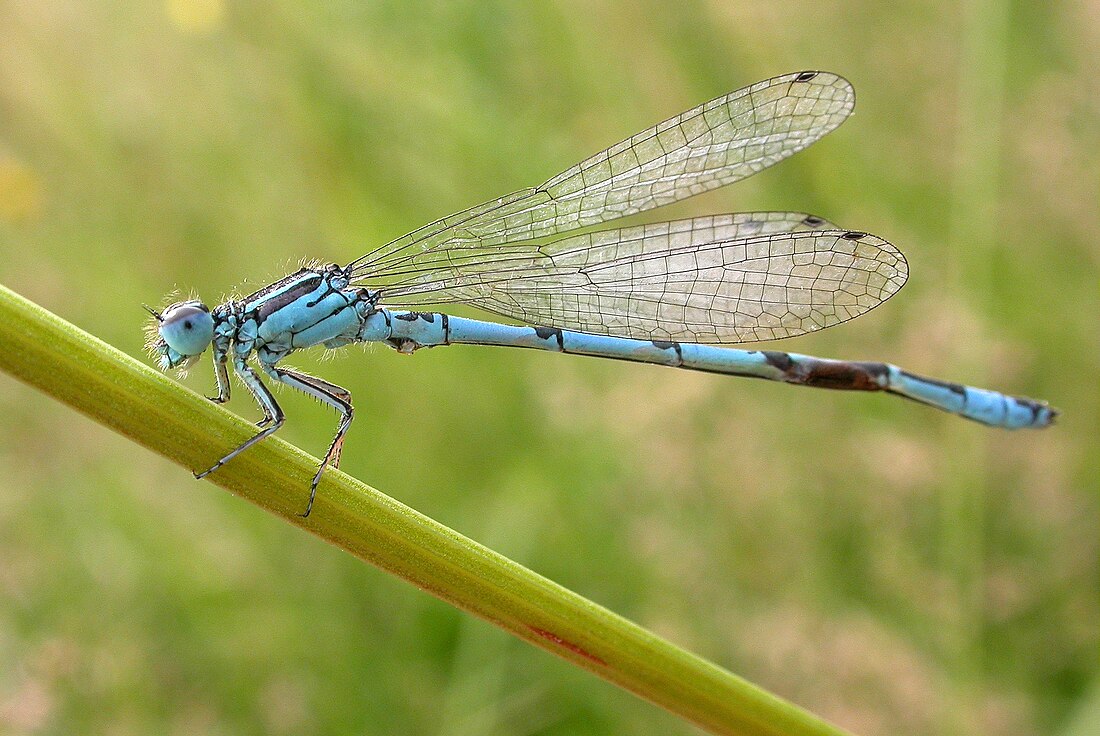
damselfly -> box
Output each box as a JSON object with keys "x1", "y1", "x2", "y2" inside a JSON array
[{"x1": 146, "y1": 71, "x2": 1056, "y2": 516}]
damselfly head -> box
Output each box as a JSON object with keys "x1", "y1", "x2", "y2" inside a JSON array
[{"x1": 145, "y1": 299, "x2": 214, "y2": 371}]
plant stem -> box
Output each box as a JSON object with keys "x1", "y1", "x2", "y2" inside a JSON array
[{"x1": 0, "y1": 283, "x2": 855, "y2": 736}]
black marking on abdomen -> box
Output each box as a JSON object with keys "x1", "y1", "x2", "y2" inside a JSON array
[
  {"x1": 761, "y1": 350, "x2": 795, "y2": 371},
  {"x1": 1018, "y1": 398, "x2": 1055, "y2": 423},
  {"x1": 899, "y1": 371, "x2": 967, "y2": 397},
  {"x1": 762, "y1": 352, "x2": 890, "y2": 391},
  {"x1": 534, "y1": 326, "x2": 565, "y2": 350},
  {"x1": 652, "y1": 340, "x2": 683, "y2": 362},
  {"x1": 799, "y1": 361, "x2": 889, "y2": 391},
  {"x1": 395, "y1": 311, "x2": 438, "y2": 323}
]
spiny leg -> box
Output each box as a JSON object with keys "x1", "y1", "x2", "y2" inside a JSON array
[
  {"x1": 262, "y1": 364, "x2": 354, "y2": 517},
  {"x1": 196, "y1": 357, "x2": 284, "y2": 480},
  {"x1": 207, "y1": 341, "x2": 280, "y2": 427},
  {"x1": 207, "y1": 354, "x2": 232, "y2": 404}
]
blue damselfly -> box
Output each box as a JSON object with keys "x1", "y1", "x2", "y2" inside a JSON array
[{"x1": 146, "y1": 72, "x2": 1056, "y2": 516}]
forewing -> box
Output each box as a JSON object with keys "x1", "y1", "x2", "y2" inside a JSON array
[
  {"x1": 520, "y1": 70, "x2": 853, "y2": 239},
  {"x1": 350, "y1": 71, "x2": 854, "y2": 280}
]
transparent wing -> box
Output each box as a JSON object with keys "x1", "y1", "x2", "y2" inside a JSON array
[
  {"x1": 378, "y1": 214, "x2": 908, "y2": 344},
  {"x1": 349, "y1": 71, "x2": 854, "y2": 279}
]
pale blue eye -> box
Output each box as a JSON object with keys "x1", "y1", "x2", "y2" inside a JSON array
[{"x1": 159, "y1": 301, "x2": 214, "y2": 357}]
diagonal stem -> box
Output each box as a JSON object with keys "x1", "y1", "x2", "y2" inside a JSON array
[{"x1": 0, "y1": 282, "x2": 855, "y2": 736}]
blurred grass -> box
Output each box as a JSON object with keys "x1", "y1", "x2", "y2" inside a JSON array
[{"x1": 0, "y1": 1, "x2": 1096, "y2": 735}]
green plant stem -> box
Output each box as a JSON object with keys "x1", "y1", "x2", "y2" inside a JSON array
[
  {"x1": 941, "y1": 1, "x2": 1010, "y2": 732},
  {"x1": 0, "y1": 283, "x2": 855, "y2": 736}
]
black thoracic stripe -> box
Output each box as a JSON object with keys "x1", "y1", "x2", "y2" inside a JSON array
[{"x1": 255, "y1": 272, "x2": 324, "y2": 322}]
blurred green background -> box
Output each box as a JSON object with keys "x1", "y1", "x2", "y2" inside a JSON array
[{"x1": 0, "y1": 1, "x2": 1096, "y2": 734}]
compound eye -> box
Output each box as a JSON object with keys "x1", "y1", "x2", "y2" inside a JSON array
[{"x1": 159, "y1": 301, "x2": 214, "y2": 357}]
